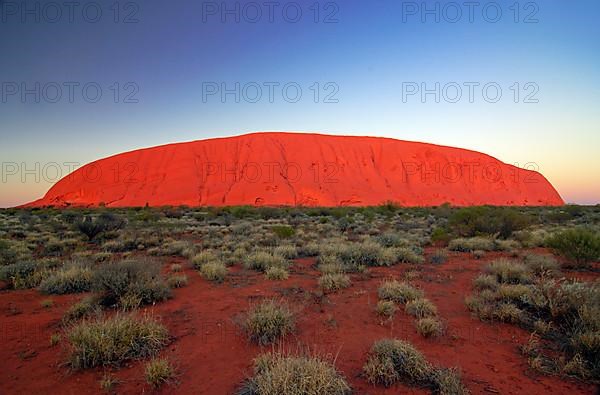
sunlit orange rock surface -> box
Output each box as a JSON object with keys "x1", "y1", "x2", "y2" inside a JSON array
[{"x1": 25, "y1": 132, "x2": 564, "y2": 207}]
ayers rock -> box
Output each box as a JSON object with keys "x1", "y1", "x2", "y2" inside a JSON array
[{"x1": 25, "y1": 132, "x2": 564, "y2": 207}]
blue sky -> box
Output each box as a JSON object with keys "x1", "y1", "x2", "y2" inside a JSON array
[{"x1": 1, "y1": 0, "x2": 599, "y2": 206}]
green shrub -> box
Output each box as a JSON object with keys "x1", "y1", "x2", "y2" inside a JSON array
[
  {"x1": 39, "y1": 263, "x2": 93, "y2": 294},
  {"x1": 378, "y1": 280, "x2": 423, "y2": 304},
  {"x1": 546, "y1": 228, "x2": 600, "y2": 268},
  {"x1": 318, "y1": 273, "x2": 351, "y2": 292},
  {"x1": 76, "y1": 213, "x2": 126, "y2": 241},
  {"x1": 245, "y1": 299, "x2": 295, "y2": 345},
  {"x1": 145, "y1": 358, "x2": 175, "y2": 388},
  {"x1": 448, "y1": 206, "x2": 531, "y2": 239},
  {"x1": 431, "y1": 227, "x2": 452, "y2": 244},
  {"x1": 271, "y1": 225, "x2": 295, "y2": 239},
  {"x1": 243, "y1": 352, "x2": 351, "y2": 395},
  {"x1": 68, "y1": 314, "x2": 168, "y2": 368}
]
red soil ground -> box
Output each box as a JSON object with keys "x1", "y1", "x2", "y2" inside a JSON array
[
  {"x1": 0, "y1": 248, "x2": 596, "y2": 395},
  {"x1": 24, "y1": 132, "x2": 564, "y2": 208}
]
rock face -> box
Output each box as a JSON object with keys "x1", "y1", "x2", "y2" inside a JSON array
[{"x1": 25, "y1": 132, "x2": 564, "y2": 207}]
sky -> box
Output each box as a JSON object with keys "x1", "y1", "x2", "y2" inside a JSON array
[{"x1": 1, "y1": 0, "x2": 599, "y2": 207}]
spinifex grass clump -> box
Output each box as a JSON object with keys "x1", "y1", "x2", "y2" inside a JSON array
[
  {"x1": 145, "y1": 358, "x2": 176, "y2": 388},
  {"x1": 241, "y1": 351, "x2": 351, "y2": 395},
  {"x1": 467, "y1": 257, "x2": 600, "y2": 380},
  {"x1": 377, "y1": 280, "x2": 443, "y2": 338},
  {"x1": 68, "y1": 314, "x2": 169, "y2": 369},
  {"x1": 363, "y1": 339, "x2": 468, "y2": 394},
  {"x1": 378, "y1": 280, "x2": 423, "y2": 303},
  {"x1": 319, "y1": 273, "x2": 351, "y2": 292},
  {"x1": 39, "y1": 261, "x2": 93, "y2": 294},
  {"x1": 244, "y1": 299, "x2": 295, "y2": 345},
  {"x1": 244, "y1": 250, "x2": 288, "y2": 272}
]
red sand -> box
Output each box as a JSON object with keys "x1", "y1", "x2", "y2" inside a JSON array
[
  {"x1": 0, "y1": 249, "x2": 595, "y2": 394},
  {"x1": 25, "y1": 132, "x2": 564, "y2": 208}
]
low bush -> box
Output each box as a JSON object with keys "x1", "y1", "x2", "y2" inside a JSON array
[
  {"x1": 448, "y1": 206, "x2": 531, "y2": 239},
  {"x1": 92, "y1": 259, "x2": 171, "y2": 308},
  {"x1": 76, "y1": 213, "x2": 126, "y2": 241},
  {"x1": 242, "y1": 352, "x2": 351, "y2": 395},
  {"x1": 546, "y1": 228, "x2": 600, "y2": 268},
  {"x1": 245, "y1": 299, "x2": 295, "y2": 345},
  {"x1": 271, "y1": 225, "x2": 295, "y2": 239},
  {"x1": 68, "y1": 314, "x2": 168, "y2": 369}
]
